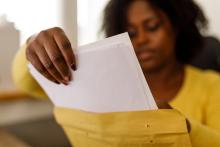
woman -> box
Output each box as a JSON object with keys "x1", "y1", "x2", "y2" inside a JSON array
[{"x1": 13, "y1": 0, "x2": 220, "y2": 146}]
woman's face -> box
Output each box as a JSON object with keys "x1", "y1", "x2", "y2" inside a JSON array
[{"x1": 126, "y1": 0, "x2": 177, "y2": 72}]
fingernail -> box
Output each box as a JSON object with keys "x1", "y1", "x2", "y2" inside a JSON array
[
  {"x1": 54, "y1": 81, "x2": 60, "y2": 84},
  {"x1": 62, "y1": 80, "x2": 69, "y2": 85},
  {"x1": 53, "y1": 80, "x2": 60, "y2": 84},
  {"x1": 64, "y1": 76, "x2": 70, "y2": 82},
  {"x1": 71, "y1": 64, "x2": 77, "y2": 71}
]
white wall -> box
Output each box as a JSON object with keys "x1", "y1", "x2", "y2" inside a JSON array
[
  {"x1": 0, "y1": 0, "x2": 77, "y2": 91},
  {"x1": 78, "y1": 0, "x2": 220, "y2": 44},
  {"x1": 0, "y1": 18, "x2": 19, "y2": 91},
  {"x1": 195, "y1": 0, "x2": 220, "y2": 39},
  {"x1": 77, "y1": 0, "x2": 109, "y2": 45},
  {"x1": 0, "y1": 0, "x2": 78, "y2": 46}
]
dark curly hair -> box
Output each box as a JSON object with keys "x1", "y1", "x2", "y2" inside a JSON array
[{"x1": 102, "y1": 0, "x2": 208, "y2": 63}]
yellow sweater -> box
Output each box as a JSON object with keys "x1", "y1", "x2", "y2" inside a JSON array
[{"x1": 13, "y1": 45, "x2": 220, "y2": 147}]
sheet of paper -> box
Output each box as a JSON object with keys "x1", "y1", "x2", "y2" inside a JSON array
[{"x1": 28, "y1": 33, "x2": 158, "y2": 113}]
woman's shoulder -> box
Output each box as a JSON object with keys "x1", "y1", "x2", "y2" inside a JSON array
[
  {"x1": 173, "y1": 65, "x2": 220, "y2": 112},
  {"x1": 186, "y1": 65, "x2": 220, "y2": 86}
]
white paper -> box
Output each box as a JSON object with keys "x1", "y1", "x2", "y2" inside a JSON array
[{"x1": 28, "y1": 33, "x2": 158, "y2": 113}]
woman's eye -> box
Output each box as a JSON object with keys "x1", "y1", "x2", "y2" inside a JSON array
[{"x1": 145, "y1": 22, "x2": 162, "y2": 32}]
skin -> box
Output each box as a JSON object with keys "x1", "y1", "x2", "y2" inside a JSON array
[
  {"x1": 126, "y1": 0, "x2": 184, "y2": 106},
  {"x1": 25, "y1": 0, "x2": 184, "y2": 109},
  {"x1": 26, "y1": 27, "x2": 76, "y2": 85}
]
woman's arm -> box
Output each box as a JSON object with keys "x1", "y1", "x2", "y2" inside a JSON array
[
  {"x1": 188, "y1": 77, "x2": 220, "y2": 147},
  {"x1": 12, "y1": 44, "x2": 48, "y2": 99},
  {"x1": 189, "y1": 119, "x2": 220, "y2": 147}
]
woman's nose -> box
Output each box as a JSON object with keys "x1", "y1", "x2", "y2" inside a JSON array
[{"x1": 136, "y1": 28, "x2": 149, "y2": 45}]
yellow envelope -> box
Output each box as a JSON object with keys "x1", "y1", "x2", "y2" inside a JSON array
[{"x1": 54, "y1": 108, "x2": 191, "y2": 147}]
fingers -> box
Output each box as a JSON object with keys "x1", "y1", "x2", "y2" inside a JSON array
[
  {"x1": 34, "y1": 42, "x2": 69, "y2": 85},
  {"x1": 26, "y1": 48, "x2": 60, "y2": 84},
  {"x1": 52, "y1": 28, "x2": 76, "y2": 70},
  {"x1": 41, "y1": 35, "x2": 71, "y2": 82},
  {"x1": 26, "y1": 27, "x2": 76, "y2": 85}
]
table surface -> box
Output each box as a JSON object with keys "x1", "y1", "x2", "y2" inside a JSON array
[
  {"x1": 0, "y1": 129, "x2": 30, "y2": 147},
  {"x1": 0, "y1": 99, "x2": 53, "y2": 126}
]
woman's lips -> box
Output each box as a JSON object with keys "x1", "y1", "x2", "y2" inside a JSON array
[{"x1": 137, "y1": 51, "x2": 155, "y2": 61}]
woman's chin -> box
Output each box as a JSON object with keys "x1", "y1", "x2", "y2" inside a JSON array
[{"x1": 139, "y1": 61, "x2": 163, "y2": 73}]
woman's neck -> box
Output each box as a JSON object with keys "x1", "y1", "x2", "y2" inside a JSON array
[{"x1": 144, "y1": 62, "x2": 185, "y2": 102}]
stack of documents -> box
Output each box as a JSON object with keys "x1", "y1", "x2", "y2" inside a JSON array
[{"x1": 28, "y1": 33, "x2": 158, "y2": 113}]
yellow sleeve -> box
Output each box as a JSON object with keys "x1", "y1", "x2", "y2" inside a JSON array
[
  {"x1": 54, "y1": 108, "x2": 192, "y2": 147},
  {"x1": 205, "y1": 77, "x2": 220, "y2": 131},
  {"x1": 189, "y1": 119, "x2": 220, "y2": 147},
  {"x1": 12, "y1": 44, "x2": 48, "y2": 99},
  {"x1": 189, "y1": 76, "x2": 220, "y2": 147}
]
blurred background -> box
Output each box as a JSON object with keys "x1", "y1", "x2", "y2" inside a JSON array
[{"x1": 0, "y1": 0, "x2": 219, "y2": 146}]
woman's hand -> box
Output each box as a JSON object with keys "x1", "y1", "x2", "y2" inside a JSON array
[{"x1": 26, "y1": 27, "x2": 76, "y2": 85}]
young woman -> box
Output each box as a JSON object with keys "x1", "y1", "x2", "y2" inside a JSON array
[{"x1": 13, "y1": 0, "x2": 220, "y2": 146}]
